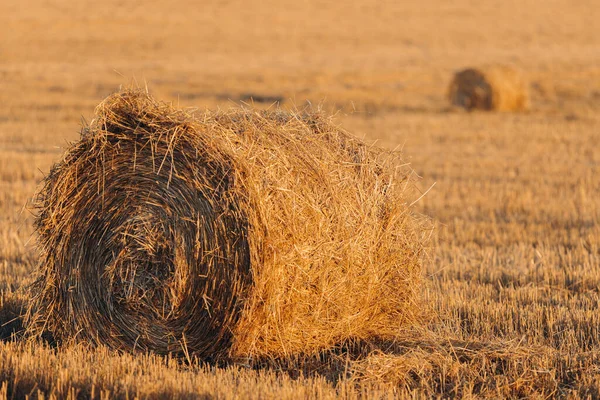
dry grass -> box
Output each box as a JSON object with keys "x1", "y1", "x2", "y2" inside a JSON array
[{"x1": 1, "y1": 0, "x2": 600, "y2": 398}]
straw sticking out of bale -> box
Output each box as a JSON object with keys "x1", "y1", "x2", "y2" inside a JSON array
[
  {"x1": 448, "y1": 65, "x2": 529, "y2": 111},
  {"x1": 27, "y1": 89, "x2": 428, "y2": 362}
]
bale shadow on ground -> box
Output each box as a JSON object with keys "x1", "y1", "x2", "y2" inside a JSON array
[
  {"x1": 0, "y1": 293, "x2": 26, "y2": 341},
  {"x1": 250, "y1": 332, "x2": 599, "y2": 398}
]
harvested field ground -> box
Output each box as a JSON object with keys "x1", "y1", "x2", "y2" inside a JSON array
[{"x1": 1, "y1": 0, "x2": 600, "y2": 398}]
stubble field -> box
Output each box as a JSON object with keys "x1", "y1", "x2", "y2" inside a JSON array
[{"x1": 1, "y1": 0, "x2": 600, "y2": 398}]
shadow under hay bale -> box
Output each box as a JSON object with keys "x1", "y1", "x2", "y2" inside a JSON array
[
  {"x1": 26, "y1": 89, "x2": 428, "y2": 363},
  {"x1": 448, "y1": 65, "x2": 530, "y2": 112},
  {"x1": 0, "y1": 293, "x2": 25, "y2": 341}
]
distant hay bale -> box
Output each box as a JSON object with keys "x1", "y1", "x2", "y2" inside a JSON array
[
  {"x1": 448, "y1": 65, "x2": 529, "y2": 111},
  {"x1": 27, "y1": 89, "x2": 428, "y2": 362}
]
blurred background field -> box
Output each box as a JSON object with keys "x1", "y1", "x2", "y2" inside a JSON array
[{"x1": 1, "y1": 0, "x2": 600, "y2": 397}]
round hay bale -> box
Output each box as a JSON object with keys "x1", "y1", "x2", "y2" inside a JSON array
[
  {"x1": 448, "y1": 65, "x2": 530, "y2": 111},
  {"x1": 27, "y1": 89, "x2": 428, "y2": 362}
]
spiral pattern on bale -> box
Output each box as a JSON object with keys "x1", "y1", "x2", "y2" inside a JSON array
[
  {"x1": 29, "y1": 94, "x2": 251, "y2": 359},
  {"x1": 28, "y1": 89, "x2": 428, "y2": 361}
]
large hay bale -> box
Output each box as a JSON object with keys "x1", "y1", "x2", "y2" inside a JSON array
[
  {"x1": 448, "y1": 65, "x2": 529, "y2": 111},
  {"x1": 27, "y1": 89, "x2": 427, "y2": 362}
]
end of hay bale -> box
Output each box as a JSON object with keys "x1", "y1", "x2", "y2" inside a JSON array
[
  {"x1": 27, "y1": 88, "x2": 430, "y2": 362},
  {"x1": 448, "y1": 65, "x2": 530, "y2": 112}
]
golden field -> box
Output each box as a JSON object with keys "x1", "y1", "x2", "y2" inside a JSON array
[{"x1": 1, "y1": 0, "x2": 600, "y2": 398}]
